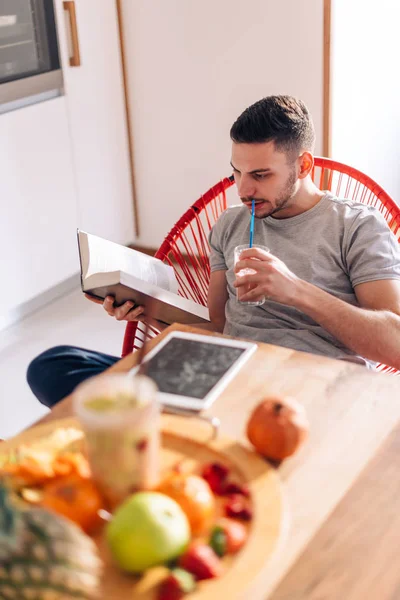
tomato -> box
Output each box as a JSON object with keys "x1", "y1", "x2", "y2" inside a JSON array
[
  {"x1": 158, "y1": 473, "x2": 215, "y2": 536},
  {"x1": 210, "y1": 518, "x2": 248, "y2": 556},
  {"x1": 40, "y1": 474, "x2": 104, "y2": 533}
]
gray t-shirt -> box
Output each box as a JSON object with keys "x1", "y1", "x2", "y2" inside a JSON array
[{"x1": 209, "y1": 192, "x2": 400, "y2": 368}]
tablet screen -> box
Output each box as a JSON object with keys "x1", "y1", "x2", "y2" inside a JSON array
[{"x1": 144, "y1": 337, "x2": 247, "y2": 400}]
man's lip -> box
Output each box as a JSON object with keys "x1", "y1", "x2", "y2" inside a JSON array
[{"x1": 243, "y1": 201, "x2": 265, "y2": 208}]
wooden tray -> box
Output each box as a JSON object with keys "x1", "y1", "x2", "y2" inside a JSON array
[{"x1": 2, "y1": 414, "x2": 286, "y2": 599}]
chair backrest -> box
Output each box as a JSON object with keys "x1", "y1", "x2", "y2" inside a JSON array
[
  {"x1": 312, "y1": 158, "x2": 400, "y2": 240},
  {"x1": 121, "y1": 176, "x2": 234, "y2": 356},
  {"x1": 122, "y1": 157, "x2": 400, "y2": 373}
]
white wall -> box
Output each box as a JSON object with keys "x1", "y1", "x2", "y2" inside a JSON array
[
  {"x1": 331, "y1": 0, "x2": 400, "y2": 203},
  {"x1": 121, "y1": 0, "x2": 325, "y2": 248},
  {"x1": 54, "y1": 0, "x2": 135, "y2": 246}
]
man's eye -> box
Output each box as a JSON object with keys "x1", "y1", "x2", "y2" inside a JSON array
[{"x1": 254, "y1": 173, "x2": 269, "y2": 180}]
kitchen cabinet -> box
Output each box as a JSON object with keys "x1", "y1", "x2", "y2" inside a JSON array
[
  {"x1": 0, "y1": 0, "x2": 135, "y2": 330},
  {"x1": 0, "y1": 97, "x2": 79, "y2": 324}
]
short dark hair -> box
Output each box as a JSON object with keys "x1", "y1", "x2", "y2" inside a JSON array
[{"x1": 230, "y1": 95, "x2": 315, "y2": 158}]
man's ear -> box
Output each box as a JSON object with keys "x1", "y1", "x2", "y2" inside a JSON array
[{"x1": 298, "y1": 152, "x2": 314, "y2": 179}]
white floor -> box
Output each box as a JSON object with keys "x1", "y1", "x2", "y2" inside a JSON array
[{"x1": 0, "y1": 287, "x2": 127, "y2": 439}]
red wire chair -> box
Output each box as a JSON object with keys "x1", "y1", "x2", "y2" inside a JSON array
[
  {"x1": 121, "y1": 176, "x2": 234, "y2": 357},
  {"x1": 122, "y1": 158, "x2": 400, "y2": 374}
]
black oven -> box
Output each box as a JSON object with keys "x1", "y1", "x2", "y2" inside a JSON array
[{"x1": 0, "y1": 0, "x2": 63, "y2": 112}]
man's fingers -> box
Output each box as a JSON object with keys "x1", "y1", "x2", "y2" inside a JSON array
[
  {"x1": 240, "y1": 286, "x2": 265, "y2": 302},
  {"x1": 234, "y1": 258, "x2": 271, "y2": 273},
  {"x1": 233, "y1": 273, "x2": 266, "y2": 288},
  {"x1": 114, "y1": 302, "x2": 140, "y2": 321},
  {"x1": 103, "y1": 296, "x2": 116, "y2": 315},
  {"x1": 125, "y1": 305, "x2": 144, "y2": 321},
  {"x1": 86, "y1": 295, "x2": 146, "y2": 322}
]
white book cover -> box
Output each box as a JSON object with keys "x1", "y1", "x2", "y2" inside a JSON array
[{"x1": 77, "y1": 230, "x2": 210, "y2": 325}]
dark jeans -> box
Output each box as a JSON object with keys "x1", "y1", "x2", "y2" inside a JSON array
[{"x1": 27, "y1": 346, "x2": 120, "y2": 408}]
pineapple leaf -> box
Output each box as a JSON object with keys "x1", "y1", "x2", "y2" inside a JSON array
[
  {"x1": 0, "y1": 484, "x2": 18, "y2": 535},
  {"x1": 0, "y1": 483, "x2": 24, "y2": 560}
]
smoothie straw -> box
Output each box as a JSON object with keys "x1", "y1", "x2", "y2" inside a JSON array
[{"x1": 249, "y1": 199, "x2": 255, "y2": 248}]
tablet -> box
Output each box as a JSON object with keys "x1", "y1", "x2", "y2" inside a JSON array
[{"x1": 129, "y1": 331, "x2": 257, "y2": 412}]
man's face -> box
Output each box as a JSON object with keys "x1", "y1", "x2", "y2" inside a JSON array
[{"x1": 231, "y1": 141, "x2": 300, "y2": 219}]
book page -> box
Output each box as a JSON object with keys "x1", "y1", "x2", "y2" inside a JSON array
[{"x1": 80, "y1": 231, "x2": 178, "y2": 293}]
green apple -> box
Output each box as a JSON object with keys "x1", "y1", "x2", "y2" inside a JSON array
[{"x1": 106, "y1": 492, "x2": 191, "y2": 573}]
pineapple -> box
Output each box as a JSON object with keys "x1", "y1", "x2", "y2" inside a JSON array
[{"x1": 0, "y1": 485, "x2": 102, "y2": 599}]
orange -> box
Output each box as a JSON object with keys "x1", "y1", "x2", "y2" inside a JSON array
[
  {"x1": 158, "y1": 473, "x2": 215, "y2": 535},
  {"x1": 40, "y1": 473, "x2": 105, "y2": 534}
]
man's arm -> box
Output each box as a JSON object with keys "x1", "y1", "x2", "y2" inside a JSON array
[
  {"x1": 235, "y1": 248, "x2": 400, "y2": 369},
  {"x1": 191, "y1": 269, "x2": 228, "y2": 333},
  {"x1": 295, "y1": 279, "x2": 400, "y2": 368}
]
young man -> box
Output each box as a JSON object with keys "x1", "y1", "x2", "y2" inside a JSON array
[{"x1": 27, "y1": 95, "x2": 400, "y2": 407}]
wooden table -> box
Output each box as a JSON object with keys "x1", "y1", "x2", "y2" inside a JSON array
[{"x1": 36, "y1": 323, "x2": 400, "y2": 599}]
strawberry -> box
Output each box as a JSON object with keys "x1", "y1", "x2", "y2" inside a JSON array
[
  {"x1": 224, "y1": 494, "x2": 253, "y2": 521},
  {"x1": 179, "y1": 542, "x2": 223, "y2": 580},
  {"x1": 158, "y1": 568, "x2": 196, "y2": 600},
  {"x1": 210, "y1": 518, "x2": 248, "y2": 555},
  {"x1": 201, "y1": 462, "x2": 230, "y2": 495},
  {"x1": 200, "y1": 463, "x2": 251, "y2": 500},
  {"x1": 222, "y1": 482, "x2": 250, "y2": 498}
]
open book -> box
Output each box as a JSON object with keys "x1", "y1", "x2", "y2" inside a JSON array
[{"x1": 77, "y1": 230, "x2": 210, "y2": 325}]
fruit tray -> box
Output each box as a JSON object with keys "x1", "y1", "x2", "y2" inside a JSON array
[{"x1": 2, "y1": 414, "x2": 285, "y2": 599}]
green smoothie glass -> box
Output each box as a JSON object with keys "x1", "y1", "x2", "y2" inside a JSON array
[{"x1": 74, "y1": 373, "x2": 160, "y2": 508}]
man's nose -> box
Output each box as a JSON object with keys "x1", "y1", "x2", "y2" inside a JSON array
[{"x1": 237, "y1": 175, "x2": 256, "y2": 199}]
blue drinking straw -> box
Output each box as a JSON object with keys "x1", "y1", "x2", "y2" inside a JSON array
[{"x1": 249, "y1": 199, "x2": 255, "y2": 248}]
